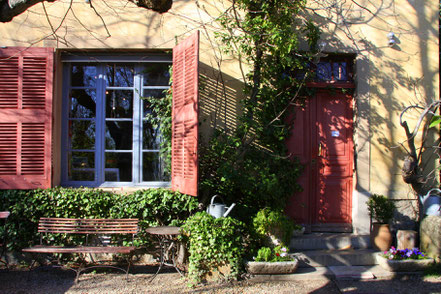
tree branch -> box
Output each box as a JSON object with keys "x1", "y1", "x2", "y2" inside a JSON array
[{"x1": 0, "y1": 0, "x2": 172, "y2": 22}]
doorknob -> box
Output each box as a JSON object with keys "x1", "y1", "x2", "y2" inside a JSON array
[{"x1": 318, "y1": 142, "x2": 323, "y2": 157}]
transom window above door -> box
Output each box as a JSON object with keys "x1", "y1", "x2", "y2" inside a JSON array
[{"x1": 61, "y1": 57, "x2": 171, "y2": 187}]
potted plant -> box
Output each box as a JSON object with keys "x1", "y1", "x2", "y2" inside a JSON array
[
  {"x1": 245, "y1": 245, "x2": 298, "y2": 275},
  {"x1": 252, "y1": 208, "x2": 298, "y2": 246},
  {"x1": 376, "y1": 247, "x2": 434, "y2": 272},
  {"x1": 366, "y1": 194, "x2": 396, "y2": 251}
]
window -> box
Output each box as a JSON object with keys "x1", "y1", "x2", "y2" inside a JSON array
[{"x1": 61, "y1": 56, "x2": 172, "y2": 187}]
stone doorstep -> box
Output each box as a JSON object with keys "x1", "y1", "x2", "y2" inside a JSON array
[
  {"x1": 293, "y1": 249, "x2": 378, "y2": 267},
  {"x1": 247, "y1": 265, "x2": 425, "y2": 282},
  {"x1": 290, "y1": 233, "x2": 370, "y2": 251}
]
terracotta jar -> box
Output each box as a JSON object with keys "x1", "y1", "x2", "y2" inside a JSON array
[{"x1": 371, "y1": 223, "x2": 393, "y2": 251}]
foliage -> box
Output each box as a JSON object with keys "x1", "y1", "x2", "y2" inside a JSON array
[
  {"x1": 200, "y1": 133, "x2": 302, "y2": 219},
  {"x1": 254, "y1": 245, "x2": 292, "y2": 262},
  {"x1": 366, "y1": 194, "x2": 396, "y2": 224},
  {"x1": 252, "y1": 208, "x2": 298, "y2": 246},
  {"x1": 142, "y1": 66, "x2": 173, "y2": 178},
  {"x1": 200, "y1": 0, "x2": 320, "y2": 216},
  {"x1": 0, "y1": 187, "x2": 198, "y2": 250},
  {"x1": 382, "y1": 247, "x2": 428, "y2": 260},
  {"x1": 181, "y1": 212, "x2": 245, "y2": 284}
]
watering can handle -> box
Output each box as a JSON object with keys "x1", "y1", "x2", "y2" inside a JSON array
[
  {"x1": 425, "y1": 188, "x2": 441, "y2": 197},
  {"x1": 210, "y1": 195, "x2": 224, "y2": 205}
]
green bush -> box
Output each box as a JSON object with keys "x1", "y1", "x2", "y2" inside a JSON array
[
  {"x1": 366, "y1": 194, "x2": 396, "y2": 224},
  {"x1": 181, "y1": 211, "x2": 245, "y2": 284},
  {"x1": 0, "y1": 187, "x2": 198, "y2": 250},
  {"x1": 252, "y1": 208, "x2": 297, "y2": 246}
]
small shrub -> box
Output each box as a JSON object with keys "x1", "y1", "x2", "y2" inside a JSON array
[
  {"x1": 366, "y1": 194, "x2": 396, "y2": 224},
  {"x1": 181, "y1": 211, "x2": 245, "y2": 284},
  {"x1": 252, "y1": 208, "x2": 298, "y2": 246}
]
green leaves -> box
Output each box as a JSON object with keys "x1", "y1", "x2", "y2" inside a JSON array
[
  {"x1": 181, "y1": 212, "x2": 245, "y2": 284},
  {"x1": 429, "y1": 115, "x2": 441, "y2": 128},
  {"x1": 0, "y1": 187, "x2": 198, "y2": 251}
]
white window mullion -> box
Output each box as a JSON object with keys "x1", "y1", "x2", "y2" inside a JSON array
[
  {"x1": 96, "y1": 65, "x2": 106, "y2": 184},
  {"x1": 133, "y1": 66, "x2": 142, "y2": 184}
]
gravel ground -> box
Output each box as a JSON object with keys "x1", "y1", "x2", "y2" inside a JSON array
[{"x1": 0, "y1": 266, "x2": 440, "y2": 294}]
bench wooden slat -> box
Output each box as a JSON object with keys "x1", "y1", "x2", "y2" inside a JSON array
[{"x1": 37, "y1": 218, "x2": 138, "y2": 234}]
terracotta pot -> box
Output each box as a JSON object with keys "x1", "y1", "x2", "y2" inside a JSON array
[{"x1": 371, "y1": 223, "x2": 392, "y2": 251}]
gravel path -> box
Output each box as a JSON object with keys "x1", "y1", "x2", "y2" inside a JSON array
[{"x1": 0, "y1": 266, "x2": 440, "y2": 294}]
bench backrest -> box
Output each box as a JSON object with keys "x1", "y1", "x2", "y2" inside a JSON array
[{"x1": 38, "y1": 218, "x2": 138, "y2": 235}]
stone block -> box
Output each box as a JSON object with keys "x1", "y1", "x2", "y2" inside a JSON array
[
  {"x1": 397, "y1": 230, "x2": 417, "y2": 250},
  {"x1": 420, "y1": 215, "x2": 441, "y2": 262}
]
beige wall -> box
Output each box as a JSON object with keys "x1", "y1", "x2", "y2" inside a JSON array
[{"x1": 0, "y1": 0, "x2": 438, "y2": 231}]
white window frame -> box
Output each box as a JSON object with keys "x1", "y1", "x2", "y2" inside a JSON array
[{"x1": 60, "y1": 54, "x2": 172, "y2": 188}]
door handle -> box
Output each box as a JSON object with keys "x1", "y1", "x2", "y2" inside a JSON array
[{"x1": 318, "y1": 142, "x2": 323, "y2": 157}]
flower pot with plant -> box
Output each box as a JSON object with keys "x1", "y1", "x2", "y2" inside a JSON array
[
  {"x1": 245, "y1": 245, "x2": 298, "y2": 275},
  {"x1": 366, "y1": 194, "x2": 396, "y2": 251},
  {"x1": 376, "y1": 247, "x2": 435, "y2": 272},
  {"x1": 253, "y1": 208, "x2": 298, "y2": 246}
]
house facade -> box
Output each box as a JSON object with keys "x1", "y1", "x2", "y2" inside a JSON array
[{"x1": 0, "y1": 0, "x2": 438, "y2": 234}]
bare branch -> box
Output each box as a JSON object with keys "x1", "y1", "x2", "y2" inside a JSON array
[{"x1": 0, "y1": 0, "x2": 172, "y2": 22}]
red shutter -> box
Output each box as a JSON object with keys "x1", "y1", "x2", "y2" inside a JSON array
[
  {"x1": 0, "y1": 47, "x2": 53, "y2": 189},
  {"x1": 171, "y1": 31, "x2": 199, "y2": 196}
]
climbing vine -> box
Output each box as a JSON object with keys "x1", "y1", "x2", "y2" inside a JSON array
[
  {"x1": 200, "y1": 0, "x2": 321, "y2": 218},
  {"x1": 142, "y1": 67, "x2": 173, "y2": 178}
]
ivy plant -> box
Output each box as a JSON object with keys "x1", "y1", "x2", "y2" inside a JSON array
[
  {"x1": 200, "y1": 0, "x2": 320, "y2": 219},
  {"x1": 181, "y1": 212, "x2": 245, "y2": 284}
]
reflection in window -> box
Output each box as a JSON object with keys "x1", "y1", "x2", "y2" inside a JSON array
[
  {"x1": 105, "y1": 121, "x2": 133, "y2": 150},
  {"x1": 332, "y1": 62, "x2": 347, "y2": 81},
  {"x1": 317, "y1": 62, "x2": 332, "y2": 81},
  {"x1": 106, "y1": 90, "x2": 133, "y2": 118},
  {"x1": 64, "y1": 60, "x2": 170, "y2": 186},
  {"x1": 71, "y1": 64, "x2": 97, "y2": 87},
  {"x1": 142, "y1": 63, "x2": 170, "y2": 86},
  {"x1": 69, "y1": 89, "x2": 96, "y2": 118},
  {"x1": 105, "y1": 152, "x2": 132, "y2": 181},
  {"x1": 69, "y1": 120, "x2": 95, "y2": 150},
  {"x1": 106, "y1": 64, "x2": 134, "y2": 87},
  {"x1": 68, "y1": 151, "x2": 95, "y2": 181}
]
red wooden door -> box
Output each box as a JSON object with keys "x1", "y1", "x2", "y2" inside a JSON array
[{"x1": 286, "y1": 90, "x2": 353, "y2": 231}]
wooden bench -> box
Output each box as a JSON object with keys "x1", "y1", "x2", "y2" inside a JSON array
[{"x1": 22, "y1": 217, "x2": 138, "y2": 282}]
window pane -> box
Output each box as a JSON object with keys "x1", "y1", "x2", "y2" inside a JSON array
[
  {"x1": 316, "y1": 62, "x2": 332, "y2": 81},
  {"x1": 143, "y1": 152, "x2": 167, "y2": 181},
  {"x1": 105, "y1": 152, "x2": 132, "y2": 181},
  {"x1": 106, "y1": 64, "x2": 134, "y2": 87},
  {"x1": 106, "y1": 90, "x2": 133, "y2": 118},
  {"x1": 142, "y1": 63, "x2": 170, "y2": 86},
  {"x1": 105, "y1": 122, "x2": 133, "y2": 150},
  {"x1": 333, "y1": 62, "x2": 347, "y2": 81},
  {"x1": 142, "y1": 89, "x2": 166, "y2": 118},
  {"x1": 69, "y1": 120, "x2": 95, "y2": 150},
  {"x1": 71, "y1": 64, "x2": 97, "y2": 87},
  {"x1": 143, "y1": 121, "x2": 160, "y2": 150},
  {"x1": 69, "y1": 89, "x2": 96, "y2": 118},
  {"x1": 68, "y1": 151, "x2": 95, "y2": 181}
]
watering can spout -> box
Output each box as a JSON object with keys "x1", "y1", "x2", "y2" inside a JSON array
[{"x1": 223, "y1": 203, "x2": 236, "y2": 217}]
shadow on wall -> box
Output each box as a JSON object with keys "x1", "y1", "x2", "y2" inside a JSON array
[
  {"x1": 304, "y1": 1, "x2": 438, "y2": 226},
  {"x1": 199, "y1": 62, "x2": 244, "y2": 142}
]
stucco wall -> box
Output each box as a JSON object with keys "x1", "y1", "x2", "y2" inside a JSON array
[
  {"x1": 0, "y1": 0, "x2": 439, "y2": 232},
  {"x1": 308, "y1": 0, "x2": 439, "y2": 232}
]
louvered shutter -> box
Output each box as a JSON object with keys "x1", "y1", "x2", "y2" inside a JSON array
[
  {"x1": 171, "y1": 31, "x2": 199, "y2": 196},
  {"x1": 0, "y1": 47, "x2": 53, "y2": 189}
]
